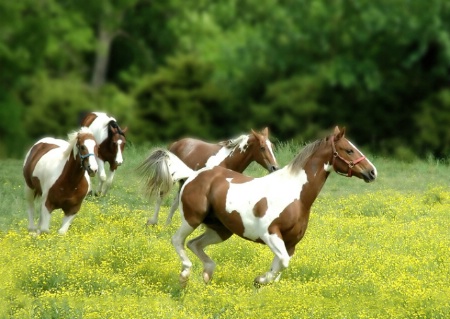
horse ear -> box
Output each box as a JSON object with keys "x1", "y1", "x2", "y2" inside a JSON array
[
  {"x1": 334, "y1": 126, "x2": 346, "y2": 140},
  {"x1": 261, "y1": 127, "x2": 269, "y2": 137},
  {"x1": 122, "y1": 127, "x2": 128, "y2": 134}
]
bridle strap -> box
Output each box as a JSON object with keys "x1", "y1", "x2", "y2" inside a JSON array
[
  {"x1": 80, "y1": 153, "x2": 95, "y2": 159},
  {"x1": 77, "y1": 144, "x2": 95, "y2": 169},
  {"x1": 331, "y1": 136, "x2": 365, "y2": 177}
]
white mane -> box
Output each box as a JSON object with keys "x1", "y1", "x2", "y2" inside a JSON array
[{"x1": 65, "y1": 126, "x2": 92, "y2": 159}]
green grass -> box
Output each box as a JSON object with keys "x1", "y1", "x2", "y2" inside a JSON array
[{"x1": 1, "y1": 143, "x2": 449, "y2": 318}]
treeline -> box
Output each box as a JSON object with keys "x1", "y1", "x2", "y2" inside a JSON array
[{"x1": 1, "y1": 0, "x2": 450, "y2": 160}]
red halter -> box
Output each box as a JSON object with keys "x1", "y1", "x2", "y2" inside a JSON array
[{"x1": 331, "y1": 136, "x2": 365, "y2": 177}]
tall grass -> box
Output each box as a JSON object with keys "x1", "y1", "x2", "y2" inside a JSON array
[{"x1": 1, "y1": 142, "x2": 449, "y2": 318}]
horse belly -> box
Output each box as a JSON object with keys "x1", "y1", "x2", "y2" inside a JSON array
[{"x1": 223, "y1": 173, "x2": 305, "y2": 241}]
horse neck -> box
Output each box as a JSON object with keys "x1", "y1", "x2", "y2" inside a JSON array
[
  {"x1": 223, "y1": 147, "x2": 253, "y2": 172},
  {"x1": 61, "y1": 150, "x2": 86, "y2": 186},
  {"x1": 290, "y1": 148, "x2": 333, "y2": 209}
]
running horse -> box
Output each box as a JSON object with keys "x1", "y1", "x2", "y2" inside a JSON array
[
  {"x1": 80, "y1": 112, "x2": 127, "y2": 196},
  {"x1": 143, "y1": 127, "x2": 279, "y2": 225},
  {"x1": 139, "y1": 126, "x2": 377, "y2": 286},
  {"x1": 23, "y1": 127, "x2": 98, "y2": 234}
]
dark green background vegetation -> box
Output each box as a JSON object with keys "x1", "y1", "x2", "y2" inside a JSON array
[{"x1": 1, "y1": 0, "x2": 450, "y2": 160}]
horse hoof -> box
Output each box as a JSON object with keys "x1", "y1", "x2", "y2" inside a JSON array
[
  {"x1": 253, "y1": 276, "x2": 267, "y2": 288},
  {"x1": 179, "y1": 275, "x2": 189, "y2": 288},
  {"x1": 202, "y1": 272, "x2": 212, "y2": 284},
  {"x1": 146, "y1": 220, "x2": 157, "y2": 226}
]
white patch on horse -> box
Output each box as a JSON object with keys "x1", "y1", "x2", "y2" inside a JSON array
[
  {"x1": 90, "y1": 112, "x2": 117, "y2": 143},
  {"x1": 84, "y1": 138, "x2": 98, "y2": 169},
  {"x1": 324, "y1": 162, "x2": 333, "y2": 172},
  {"x1": 206, "y1": 135, "x2": 250, "y2": 167},
  {"x1": 224, "y1": 167, "x2": 308, "y2": 241},
  {"x1": 205, "y1": 147, "x2": 234, "y2": 167},
  {"x1": 115, "y1": 139, "x2": 123, "y2": 164},
  {"x1": 31, "y1": 140, "x2": 70, "y2": 191},
  {"x1": 266, "y1": 140, "x2": 276, "y2": 161},
  {"x1": 237, "y1": 135, "x2": 250, "y2": 153}
]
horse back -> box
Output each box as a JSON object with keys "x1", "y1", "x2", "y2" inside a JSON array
[
  {"x1": 181, "y1": 166, "x2": 253, "y2": 227},
  {"x1": 80, "y1": 112, "x2": 110, "y2": 143},
  {"x1": 169, "y1": 138, "x2": 221, "y2": 170},
  {"x1": 23, "y1": 141, "x2": 61, "y2": 195},
  {"x1": 80, "y1": 112, "x2": 97, "y2": 127}
]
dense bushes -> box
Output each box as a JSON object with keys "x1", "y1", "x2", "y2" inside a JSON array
[{"x1": 1, "y1": 0, "x2": 450, "y2": 159}]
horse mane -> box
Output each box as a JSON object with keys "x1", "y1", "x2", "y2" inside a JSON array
[
  {"x1": 288, "y1": 137, "x2": 328, "y2": 173},
  {"x1": 107, "y1": 120, "x2": 125, "y2": 137},
  {"x1": 65, "y1": 127, "x2": 92, "y2": 159},
  {"x1": 218, "y1": 134, "x2": 250, "y2": 154}
]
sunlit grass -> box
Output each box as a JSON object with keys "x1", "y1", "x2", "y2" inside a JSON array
[{"x1": 1, "y1": 145, "x2": 450, "y2": 318}]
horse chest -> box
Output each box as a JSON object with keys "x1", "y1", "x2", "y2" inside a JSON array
[{"x1": 47, "y1": 177, "x2": 88, "y2": 209}]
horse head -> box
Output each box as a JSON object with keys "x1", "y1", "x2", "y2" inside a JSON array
[
  {"x1": 76, "y1": 128, "x2": 98, "y2": 177},
  {"x1": 251, "y1": 127, "x2": 279, "y2": 172},
  {"x1": 329, "y1": 126, "x2": 377, "y2": 183},
  {"x1": 107, "y1": 121, "x2": 127, "y2": 166}
]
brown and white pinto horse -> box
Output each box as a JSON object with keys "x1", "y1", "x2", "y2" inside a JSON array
[
  {"x1": 80, "y1": 112, "x2": 127, "y2": 195},
  {"x1": 141, "y1": 128, "x2": 279, "y2": 225},
  {"x1": 23, "y1": 127, "x2": 98, "y2": 235},
  {"x1": 139, "y1": 126, "x2": 377, "y2": 286}
]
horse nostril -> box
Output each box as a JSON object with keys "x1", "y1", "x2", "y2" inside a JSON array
[{"x1": 370, "y1": 170, "x2": 376, "y2": 179}]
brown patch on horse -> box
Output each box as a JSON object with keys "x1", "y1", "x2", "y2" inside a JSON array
[
  {"x1": 44, "y1": 135, "x2": 92, "y2": 214},
  {"x1": 23, "y1": 142, "x2": 59, "y2": 196},
  {"x1": 80, "y1": 113, "x2": 97, "y2": 126},
  {"x1": 253, "y1": 197, "x2": 268, "y2": 218},
  {"x1": 97, "y1": 123, "x2": 126, "y2": 170},
  {"x1": 169, "y1": 138, "x2": 222, "y2": 169},
  {"x1": 46, "y1": 171, "x2": 89, "y2": 214}
]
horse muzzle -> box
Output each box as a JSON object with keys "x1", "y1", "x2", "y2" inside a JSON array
[
  {"x1": 87, "y1": 167, "x2": 98, "y2": 177},
  {"x1": 268, "y1": 165, "x2": 279, "y2": 173},
  {"x1": 362, "y1": 169, "x2": 377, "y2": 183}
]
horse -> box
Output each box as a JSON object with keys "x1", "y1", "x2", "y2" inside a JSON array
[
  {"x1": 141, "y1": 127, "x2": 279, "y2": 226},
  {"x1": 23, "y1": 127, "x2": 98, "y2": 235},
  {"x1": 80, "y1": 112, "x2": 127, "y2": 196},
  {"x1": 138, "y1": 126, "x2": 377, "y2": 286}
]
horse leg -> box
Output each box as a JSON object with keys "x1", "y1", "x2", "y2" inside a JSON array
[
  {"x1": 187, "y1": 226, "x2": 232, "y2": 284},
  {"x1": 166, "y1": 181, "x2": 184, "y2": 225},
  {"x1": 102, "y1": 169, "x2": 115, "y2": 195},
  {"x1": 254, "y1": 233, "x2": 291, "y2": 286},
  {"x1": 146, "y1": 195, "x2": 163, "y2": 225},
  {"x1": 38, "y1": 201, "x2": 52, "y2": 234},
  {"x1": 25, "y1": 186, "x2": 36, "y2": 232},
  {"x1": 171, "y1": 219, "x2": 197, "y2": 286},
  {"x1": 165, "y1": 191, "x2": 180, "y2": 225},
  {"x1": 58, "y1": 213, "x2": 77, "y2": 235},
  {"x1": 96, "y1": 159, "x2": 106, "y2": 196}
]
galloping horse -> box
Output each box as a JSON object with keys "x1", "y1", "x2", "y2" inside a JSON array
[
  {"x1": 142, "y1": 127, "x2": 279, "y2": 225},
  {"x1": 80, "y1": 112, "x2": 127, "y2": 196},
  {"x1": 139, "y1": 126, "x2": 377, "y2": 286},
  {"x1": 23, "y1": 127, "x2": 98, "y2": 234}
]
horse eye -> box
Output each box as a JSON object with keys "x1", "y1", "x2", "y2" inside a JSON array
[
  {"x1": 260, "y1": 147, "x2": 266, "y2": 151},
  {"x1": 80, "y1": 145, "x2": 86, "y2": 151},
  {"x1": 346, "y1": 149, "x2": 354, "y2": 155}
]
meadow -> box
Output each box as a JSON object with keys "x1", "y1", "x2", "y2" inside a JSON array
[{"x1": 0, "y1": 142, "x2": 449, "y2": 318}]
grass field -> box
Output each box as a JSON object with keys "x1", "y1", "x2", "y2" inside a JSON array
[{"x1": 1, "y1": 142, "x2": 449, "y2": 318}]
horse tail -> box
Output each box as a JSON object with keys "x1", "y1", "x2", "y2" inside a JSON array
[{"x1": 137, "y1": 148, "x2": 194, "y2": 199}]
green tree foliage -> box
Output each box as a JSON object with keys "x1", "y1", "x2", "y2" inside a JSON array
[
  {"x1": 1, "y1": 0, "x2": 450, "y2": 159},
  {"x1": 133, "y1": 54, "x2": 227, "y2": 143}
]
